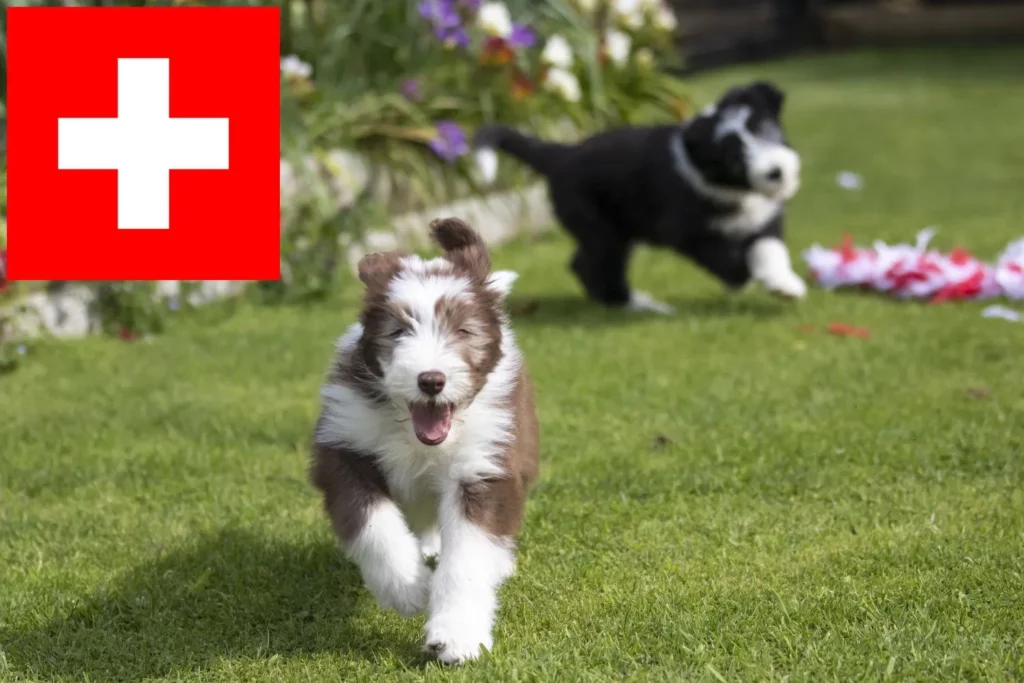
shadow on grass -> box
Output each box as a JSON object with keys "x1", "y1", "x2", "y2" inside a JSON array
[
  {"x1": 3, "y1": 530, "x2": 422, "y2": 682},
  {"x1": 507, "y1": 293, "x2": 787, "y2": 328}
]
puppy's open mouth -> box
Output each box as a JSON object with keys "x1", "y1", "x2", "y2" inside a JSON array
[{"x1": 409, "y1": 402, "x2": 454, "y2": 446}]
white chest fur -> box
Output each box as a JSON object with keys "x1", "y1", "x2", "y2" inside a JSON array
[
  {"x1": 710, "y1": 194, "x2": 782, "y2": 239},
  {"x1": 669, "y1": 128, "x2": 787, "y2": 241}
]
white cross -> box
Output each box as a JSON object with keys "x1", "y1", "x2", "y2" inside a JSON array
[{"x1": 58, "y1": 58, "x2": 230, "y2": 230}]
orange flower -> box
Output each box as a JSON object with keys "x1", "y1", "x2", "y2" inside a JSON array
[
  {"x1": 480, "y1": 36, "x2": 514, "y2": 66},
  {"x1": 510, "y1": 68, "x2": 534, "y2": 100}
]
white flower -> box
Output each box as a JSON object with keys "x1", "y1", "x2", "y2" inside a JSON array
[
  {"x1": 654, "y1": 5, "x2": 678, "y2": 31},
  {"x1": 613, "y1": 0, "x2": 645, "y2": 29},
  {"x1": 635, "y1": 47, "x2": 655, "y2": 70},
  {"x1": 605, "y1": 29, "x2": 632, "y2": 67},
  {"x1": 543, "y1": 67, "x2": 582, "y2": 103},
  {"x1": 541, "y1": 34, "x2": 574, "y2": 69},
  {"x1": 280, "y1": 55, "x2": 312, "y2": 80},
  {"x1": 477, "y1": 1, "x2": 513, "y2": 37}
]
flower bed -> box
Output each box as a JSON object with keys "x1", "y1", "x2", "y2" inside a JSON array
[
  {"x1": 277, "y1": 0, "x2": 688, "y2": 290},
  {"x1": 281, "y1": 0, "x2": 687, "y2": 196}
]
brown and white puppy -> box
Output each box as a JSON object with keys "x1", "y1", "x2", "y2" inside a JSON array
[{"x1": 310, "y1": 218, "x2": 539, "y2": 664}]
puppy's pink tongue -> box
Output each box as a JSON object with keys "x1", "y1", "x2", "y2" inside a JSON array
[{"x1": 410, "y1": 403, "x2": 453, "y2": 446}]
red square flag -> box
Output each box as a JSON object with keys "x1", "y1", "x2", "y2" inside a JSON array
[{"x1": 7, "y1": 7, "x2": 281, "y2": 280}]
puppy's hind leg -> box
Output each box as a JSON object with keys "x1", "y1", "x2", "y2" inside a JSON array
[
  {"x1": 570, "y1": 244, "x2": 675, "y2": 315},
  {"x1": 569, "y1": 245, "x2": 626, "y2": 305},
  {"x1": 555, "y1": 197, "x2": 673, "y2": 314},
  {"x1": 627, "y1": 290, "x2": 676, "y2": 315}
]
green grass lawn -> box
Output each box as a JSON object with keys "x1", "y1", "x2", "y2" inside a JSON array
[{"x1": 3, "y1": 47, "x2": 1024, "y2": 682}]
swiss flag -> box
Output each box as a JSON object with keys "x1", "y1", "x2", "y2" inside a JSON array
[{"x1": 6, "y1": 7, "x2": 281, "y2": 280}]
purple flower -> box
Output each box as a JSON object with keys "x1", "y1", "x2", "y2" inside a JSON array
[
  {"x1": 508, "y1": 23, "x2": 536, "y2": 49},
  {"x1": 400, "y1": 78, "x2": 423, "y2": 102},
  {"x1": 418, "y1": 0, "x2": 471, "y2": 47},
  {"x1": 428, "y1": 121, "x2": 469, "y2": 163},
  {"x1": 440, "y1": 27, "x2": 470, "y2": 48},
  {"x1": 459, "y1": 0, "x2": 482, "y2": 10},
  {"x1": 418, "y1": 0, "x2": 459, "y2": 27}
]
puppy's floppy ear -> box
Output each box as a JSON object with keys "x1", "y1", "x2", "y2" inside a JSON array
[
  {"x1": 715, "y1": 85, "x2": 746, "y2": 108},
  {"x1": 747, "y1": 80, "x2": 785, "y2": 118},
  {"x1": 357, "y1": 251, "x2": 403, "y2": 291},
  {"x1": 684, "y1": 114, "x2": 715, "y2": 143},
  {"x1": 682, "y1": 115, "x2": 717, "y2": 164},
  {"x1": 430, "y1": 217, "x2": 491, "y2": 281}
]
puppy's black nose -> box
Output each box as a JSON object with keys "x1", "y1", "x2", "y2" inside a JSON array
[
  {"x1": 417, "y1": 371, "x2": 446, "y2": 396},
  {"x1": 766, "y1": 166, "x2": 783, "y2": 182}
]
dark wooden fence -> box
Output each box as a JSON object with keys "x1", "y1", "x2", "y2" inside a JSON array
[
  {"x1": 670, "y1": 0, "x2": 1024, "y2": 72},
  {"x1": 669, "y1": 0, "x2": 808, "y2": 72}
]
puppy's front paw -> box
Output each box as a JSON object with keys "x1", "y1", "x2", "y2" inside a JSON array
[
  {"x1": 424, "y1": 614, "x2": 492, "y2": 664},
  {"x1": 760, "y1": 270, "x2": 807, "y2": 300},
  {"x1": 419, "y1": 529, "x2": 441, "y2": 561},
  {"x1": 374, "y1": 566, "x2": 430, "y2": 618},
  {"x1": 626, "y1": 290, "x2": 676, "y2": 315}
]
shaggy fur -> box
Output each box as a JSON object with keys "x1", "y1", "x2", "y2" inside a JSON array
[
  {"x1": 310, "y1": 218, "x2": 539, "y2": 665},
  {"x1": 474, "y1": 80, "x2": 808, "y2": 313}
]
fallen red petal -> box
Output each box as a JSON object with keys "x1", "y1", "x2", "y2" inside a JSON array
[
  {"x1": 827, "y1": 322, "x2": 870, "y2": 339},
  {"x1": 838, "y1": 233, "x2": 857, "y2": 264}
]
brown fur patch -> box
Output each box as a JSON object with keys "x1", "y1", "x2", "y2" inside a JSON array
[
  {"x1": 357, "y1": 296, "x2": 411, "y2": 379},
  {"x1": 460, "y1": 364, "x2": 540, "y2": 537},
  {"x1": 329, "y1": 346, "x2": 386, "y2": 405},
  {"x1": 434, "y1": 292, "x2": 504, "y2": 397},
  {"x1": 337, "y1": 251, "x2": 413, "y2": 401},
  {"x1": 431, "y1": 217, "x2": 491, "y2": 282},
  {"x1": 357, "y1": 251, "x2": 405, "y2": 291},
  {"x1": 430, "y1": 218, "x2": 508, "y2": 399},
  {"x1": 310, "y1": 416, "x2": 391, "y2": 542}
]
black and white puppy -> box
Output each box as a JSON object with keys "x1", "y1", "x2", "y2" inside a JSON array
[{"x1": 473, "y1": 80, "x2": 808, "y2": 314}]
